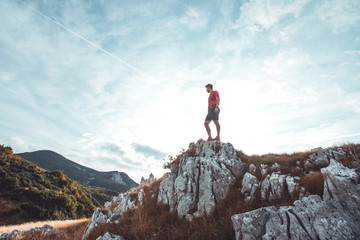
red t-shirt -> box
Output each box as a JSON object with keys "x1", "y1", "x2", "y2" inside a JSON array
[{"x1": 208, "y1": 91, "x2": 219, "y2": 108}]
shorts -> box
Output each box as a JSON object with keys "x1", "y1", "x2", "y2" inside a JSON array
[{"x1": 205, "y1": 107, "x2": 220, "y2": 121}]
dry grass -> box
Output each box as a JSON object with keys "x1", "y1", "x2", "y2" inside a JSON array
[
  {"x1": 237, "y1": 148, "x2": 321, "y2": 176},
  {"x1": 339, "y1": 143, "x2": 360, "y2": 168},
  {"x1": 0, "y1": 219, "x2": 89, "y2": 240},
  {"x1": 300, "y1": 172, "x2": 324, "y2": 197}
]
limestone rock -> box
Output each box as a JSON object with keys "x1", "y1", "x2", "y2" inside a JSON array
[
  {"x1": 82, "y1": 209, "x2": 114, "y2": 240},
  {"x1": 249, "y1": 163, "x2": 256, "y2": 175},
  {"x1": 232, "y1": 160, "x2": 360, "y2": 239},
  {"x1": 305, "y1": 147, "x2": 346, "y2": 170},
  {"x1": 321, "y1": 159, "x2": 360, "y2": 235},
  {"x1": 260, "y1": 172, "x2": 288, "y2": 201},
  {"x1": 0, "y1": 224, "x2": 62, "y2": 240},
  {"x1": 241, "y1": 172, "x2": 259, "y2": 203},
  {"x1": 140, "y1": 173, "x2": 156, "y2": 185},
  {"x1": 96, "y1": 232, "x2": 124, "y2": 240},
  {"x1": 157, "y1": 139, "x2": 244, "y2": 218},
  {"x1": 285, "y1": 175, "x2": 299, "y2": 198}
]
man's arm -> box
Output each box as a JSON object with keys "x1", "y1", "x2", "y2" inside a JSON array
[{"x1": 216, "y1": 96, "x2": 220, "y2": 108}]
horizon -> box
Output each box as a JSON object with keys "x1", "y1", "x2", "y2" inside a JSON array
[{"x1": 1, "y1": 0, "x2": 360, "y2": 182}]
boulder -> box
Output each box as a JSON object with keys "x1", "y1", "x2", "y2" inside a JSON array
[
  {"x1": 249, "y1": 163, "x2": 256, "y2": 175},
  {"x1": 157, "y1": 139, "x2": 244, "y2": 218},
  {"x1": 241, "y1": 172, "x2": 259, "y2": 203},
  {"x1": 140, "y1": 173, "x2": 156, "y2": 185},
  {"x1": 260, "y1": 172, "x2": 288, "y2": 201},
  {"x1": 232, "y1": 160, "x2": 360, "y2": 239},
  {"x1": 96, "y1": 232, "x2": 124, "y2": 240},
  {"x1": 305, "y1": 147, "x2": 346, "y2": 170},
  {"x1": 82, "y1": 209, "x2": 114, "y2": 240}
]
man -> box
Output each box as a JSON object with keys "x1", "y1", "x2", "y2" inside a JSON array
[{"x1": 204, "y1": 84, "x2": 220, "y2": 141}]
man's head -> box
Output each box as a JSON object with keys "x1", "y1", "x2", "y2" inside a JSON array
[{"x1": 205, "y1": 83, "x2": 213, "y2": 93}]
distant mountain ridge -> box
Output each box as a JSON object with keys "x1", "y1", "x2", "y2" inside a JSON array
[{"x1": 18, "y1": 150, "x2": 138, "y2": 194}]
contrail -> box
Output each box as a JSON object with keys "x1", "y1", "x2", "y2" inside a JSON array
[{"x1": 17, "y1": 0, "x2": 152, "y2": 79}]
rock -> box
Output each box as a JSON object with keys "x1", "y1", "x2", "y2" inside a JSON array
[
  {"x1": 268, "y1": 173, "x2": 286, "y2": 201},
  {"x1": 285, "y1": 175, "x2": 299, "y2": 198},
  {"x1": 82, "y1": 208, "x2": 114, "y2": 240},
  {"x1": 232, "y1": 160, "x2": 360, "y2": 239},
  {"x1": 157, "y1": 139, "x2": 244, "y2": 218},
  {"x1": 96, "y1": 232, "x2": 124, "y2": 240},
  {"x1": 260, "y1": 172, "x2": 287, "y2": 201},
  {"x1": 305, "y1": 147, "x2": 346, "y2": 170},
  {"x1": 104, "y1": 201, "x2": 112, "y2": 209},
  {"x1": 241, "y1": 172, "x2": 259, "y2": 203},
  {"x1": 113, "y1": 194, "x2": 135, "y2": 213},
  {"x1": 249, "y1": 163, "x2": 256, "y2": 175},
  {"x1": 137, "y1": 188, "x2": 145, "y2": 205},
  {"x1": 140, "y1": 173, "x2": 156, "y2": 185},
  {"x1": 321, "y1": 159, "x2": 360, "y2": 235},
  {"x1": 260, "y1": 164, "x2": 268, "y2": 177},
  {"x1": 0, "y1": 224, "x2": 62, "y2": 240}
]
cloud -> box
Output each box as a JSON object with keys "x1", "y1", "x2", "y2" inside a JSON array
[
  {"x1": 316, "y1": 0, "x2": 360, "y2": 32},
  {"x1": 234, "y1": 0, "x2": 310, "y2": 31},
  {"x1": 3, "y1": 136, "x2": 31, "y2": 153},
  {"x1": 132, "y1": 143, "x2": 167, "y2": 159},
  {"x1": 101, "y1": 142, "x2": 126, "y2": 157},
  {"x1": 180, "y1": 6, "x2": 208, "y2": 30}
]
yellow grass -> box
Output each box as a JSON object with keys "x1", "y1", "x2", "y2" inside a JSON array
[{"x1": 0, "y1": 218, "x2": 89, "y2": 235}]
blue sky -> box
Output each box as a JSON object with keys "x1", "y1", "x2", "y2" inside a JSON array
[{"x1": 1, "y1": 0, "x2": 359, "y2": 182}]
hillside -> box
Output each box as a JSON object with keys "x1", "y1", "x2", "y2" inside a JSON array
[
  {"x1": 0, "y1": 145, "x2": 110, "y2": 226},
  {"x1": 18, "y1": 150, "x2": 138, "y2": 194},
  {"x1": 80, "y1": 140, "x2": 360, "y2": 240}
]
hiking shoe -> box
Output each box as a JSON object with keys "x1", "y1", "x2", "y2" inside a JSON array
[
  {"x1": 206, "y1": 137, "x2": 213, "y2": 141},
  {"x1": 213, "y1": 136, "x2": 220, "y2": 141}
]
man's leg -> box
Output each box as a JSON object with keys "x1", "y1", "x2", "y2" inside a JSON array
[
  {"x1": 204, "y1": 120, "x2": 212, "y2": 138},
  {"x1": 214, "y1": 120, "x2": 220, "y2": 138}
]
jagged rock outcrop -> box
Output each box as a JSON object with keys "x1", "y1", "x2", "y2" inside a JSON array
[
  {"x1": 241, "y1": 168, "x2": 301, "y2": 203},
  {"x1": 241, "y1": 172, "x2": 259, "y2": 203},
  {"x1": 140, "y1": 173, "x2": 156, "y2": 185},
  {"x1": 96, "y1": 232, "x2": 124, "y2": 240},
  {"x1": 82, "y1": 141, "x2": 359, "y2": 240},
  {"x1": 304, "y1": 147, "x2": 346, "y2": 170},
  {"x1": 82, "y1": 208, "x2": 122, "y2": 240},
  {"x1": 157, "y1": 139, "x2": 245, "y2": 219},
  {"x1": 0, "y1": 225, "x2": 61, "y2": 240},
  {"x1": 232, "y1": 159, "x2": 360, "y2": 240},
  {"x1": 83, "y1": 188, "x2": 145, "y2": 239}
]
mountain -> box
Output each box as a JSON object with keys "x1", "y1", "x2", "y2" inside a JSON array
[
  {"x1": 18, "y1": 150, "x2": 138, "y2": 194},
  {"x1": 81, "y1": 140, "x2": 360, "y2": 240},
  {"x1": 0, "y1": 145, "x2": 110, "y2": 225}
]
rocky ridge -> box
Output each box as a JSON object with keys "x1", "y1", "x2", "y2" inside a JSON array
[
  {"x1": 157, "y1": 139, "x2": 245, "y2": 220},
  {"x1": 81, "y1": 140, "x2": 360, "y2": 240},
  {"x1": 232, "y1": 152, "x2": 360, "y2": 240}
]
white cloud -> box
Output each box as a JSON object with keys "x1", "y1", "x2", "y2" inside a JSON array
[
  {"x1": 261, "y1": 48, "x2": 311, "y2": 75},
  {"x1": 316, "y1": 0, "x2": 360, "y2": 32},
  {"x1": 180, "y1": 6, "x2": 208, "y2": 29},
  {"x1": 4, "y1": 136, "x2": 31, "y2": 153},
  {"x1": 234, "y1": 0, "x2": 310, "y2": 31}
]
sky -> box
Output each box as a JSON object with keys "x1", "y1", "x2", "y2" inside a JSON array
[{"x1": 1, "y1": 0, "x2": 360, "y2": 182}]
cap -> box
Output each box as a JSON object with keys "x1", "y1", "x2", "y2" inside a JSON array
[{"x1": 205, "y1": 83, "x2": 213, "y2": 88}]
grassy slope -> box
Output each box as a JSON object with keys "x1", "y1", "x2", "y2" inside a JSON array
[{"x1": 0, "y1": 145, "x2": 111, "y2": 226}]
